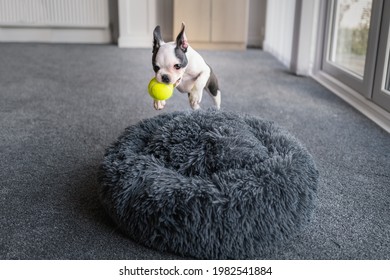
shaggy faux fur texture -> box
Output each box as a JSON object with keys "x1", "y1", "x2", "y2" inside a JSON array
[{"x1": 98, "y1": 109, "x2": 319, "y2": 259}]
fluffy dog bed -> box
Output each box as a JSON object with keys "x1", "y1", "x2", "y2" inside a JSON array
[{"x1": 98, "y1": 110, "x2": 319, "y2": 259}]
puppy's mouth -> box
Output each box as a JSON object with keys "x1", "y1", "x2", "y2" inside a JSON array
[{"x1": 174, "y1": 77, "x2": 182, "y2": 87}]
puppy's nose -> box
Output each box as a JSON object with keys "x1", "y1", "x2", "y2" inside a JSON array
[{"x1": 161, "y1": 74, "x2": 170, "y2": 84}]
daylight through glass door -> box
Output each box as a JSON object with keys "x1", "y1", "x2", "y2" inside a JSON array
[{"x1": 329, "y1": 0, "x2": 372, "y2": 77}]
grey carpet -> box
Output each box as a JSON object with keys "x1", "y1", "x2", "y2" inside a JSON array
[{"x1": 1, "y1": 43, "x2": 389, "y2": 260}]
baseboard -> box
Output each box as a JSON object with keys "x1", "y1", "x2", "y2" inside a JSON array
[
  {"x1": 313, "y1": 71, "x2": 390, "y2": 134},
  {"x1": 0, "y1": 27, "x2": 111, "y2": 44}
]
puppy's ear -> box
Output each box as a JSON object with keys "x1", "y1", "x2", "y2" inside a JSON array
[
  {"x1": 153, "y1": 25, "x2": 164, "y2": 53},
  {"x1": 175, "y1": 23, "x2": 188, "y2": 53}
]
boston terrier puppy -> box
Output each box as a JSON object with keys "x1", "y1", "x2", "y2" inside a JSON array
[{"x1": 152, "y1": 23, "x2": 221, "y2": 110}]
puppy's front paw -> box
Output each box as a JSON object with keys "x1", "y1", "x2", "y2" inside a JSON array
[
  {"x1": 153, "y1": 100, "x2": 166, "y2": 110},
  {"x1": 190, "y1": 101, "x2": 200, "y2": 110},
  {"x1": 189, "y1": 94, "x2": 201, "y2": 110}
]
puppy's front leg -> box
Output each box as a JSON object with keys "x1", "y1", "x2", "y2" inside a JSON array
[
  {"x1": 153, "y1": 100, "x2": 166, "y2": 110},
  {"x1": 188, "y1": 90, "x2": 203, "y2": 110}
]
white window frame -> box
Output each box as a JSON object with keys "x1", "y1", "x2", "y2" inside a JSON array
[
  {"x1": 310, "y1": 0, "x2": 390, "y2": 133},
  {"x1": 321, "y1": 0, "x2": 383, "y2": 98},
  {"x1": 372, "y1": 0, "x2": 390, "y2": 111}
]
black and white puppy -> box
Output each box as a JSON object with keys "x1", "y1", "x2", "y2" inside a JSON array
[{"x1": 152, "y1": 23, "x2": 221, "y2": 110}]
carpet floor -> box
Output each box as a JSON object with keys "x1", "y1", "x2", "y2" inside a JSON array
[{"x1": 1, "y1": 43, "x2": 389, "y2": 259}]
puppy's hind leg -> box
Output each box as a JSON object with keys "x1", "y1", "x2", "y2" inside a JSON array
[
  {"x1": 206, "y1": 69, "x2": 221, "y2": 109},
  {"x1": 210, "y1": 90, "x2": 221, "y2": 109}
]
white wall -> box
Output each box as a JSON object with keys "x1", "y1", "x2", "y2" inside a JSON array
[
  {"x1": 0, "y1": 0, "x2": 266, "y2": 47},
  {"x1": 247, "y1": 0, "x2": 267, "y2": 48},
  {"x1": 118, "y1": 0, "x2": 173, "y2": 48},
  {"x1": 263, "y1": 0, "x2": 320, "y2": 75},
  {"x1": 291, "y1": 0, "x2": 320, "y2": 75},
  {"x1": 119, "y1": 0, "x2": 264, "y2": 48},
  {"x1": 156, "y1": 0, "x2": 173, "y2": 41},
  {"x1": 263, "y1": 0, "x2": 296, "y2": 68}
]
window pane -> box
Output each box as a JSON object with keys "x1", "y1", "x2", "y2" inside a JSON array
[{"x1": 329, "y1": 0, "x2": 372, "y2": 76}]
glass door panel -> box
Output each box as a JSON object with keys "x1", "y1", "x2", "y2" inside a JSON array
[
  {"x1": 322, "y1": 0, "x2": 382, "y2": 98},
  {"x1": 329, "y1": 0, "x2": 372, "y2": 77}
]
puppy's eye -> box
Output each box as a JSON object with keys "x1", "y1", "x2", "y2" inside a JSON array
[
  {"x1": 153, "y1": 65, "x2": 160, "y2": 72},
  {"x1": 174, "y1": 64, "x2": 182, "y2": 70}
]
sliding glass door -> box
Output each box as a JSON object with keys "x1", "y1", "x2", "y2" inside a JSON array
[
  {"x1": 322, "y1": 0, "x2": 382, "y2": 98},
  {"x1": 328, "y1": 0, "x2": 371, "y2": 76},
  {"x1": 321, "y1": 0, "x2": 390, "y2": 112}
]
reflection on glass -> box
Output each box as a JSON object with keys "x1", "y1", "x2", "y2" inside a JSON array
[{"x1": 330, "y1": 0, "x2": 372, "y2": 76}]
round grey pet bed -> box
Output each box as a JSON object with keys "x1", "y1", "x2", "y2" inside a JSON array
[{"x1": 98, "y1": 110, "x2": 319, "y2": 259}]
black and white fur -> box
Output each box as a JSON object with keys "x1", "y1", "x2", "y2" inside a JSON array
[{"x1": 152, "y1": 23, "x2": 221, "y2": 110}]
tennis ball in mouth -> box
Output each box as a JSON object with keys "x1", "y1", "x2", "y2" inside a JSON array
[{"x1": 148, "y1": 78, "x2": 174, "y2": 100}]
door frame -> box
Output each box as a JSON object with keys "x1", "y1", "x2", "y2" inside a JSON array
[{"x1": 372, "y1": 0, "x2": 390, "y2": 111}]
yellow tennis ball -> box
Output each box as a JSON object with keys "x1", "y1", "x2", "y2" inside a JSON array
[{"x1": 148, "y1": 78, "x2": 174, "y2": 100}]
